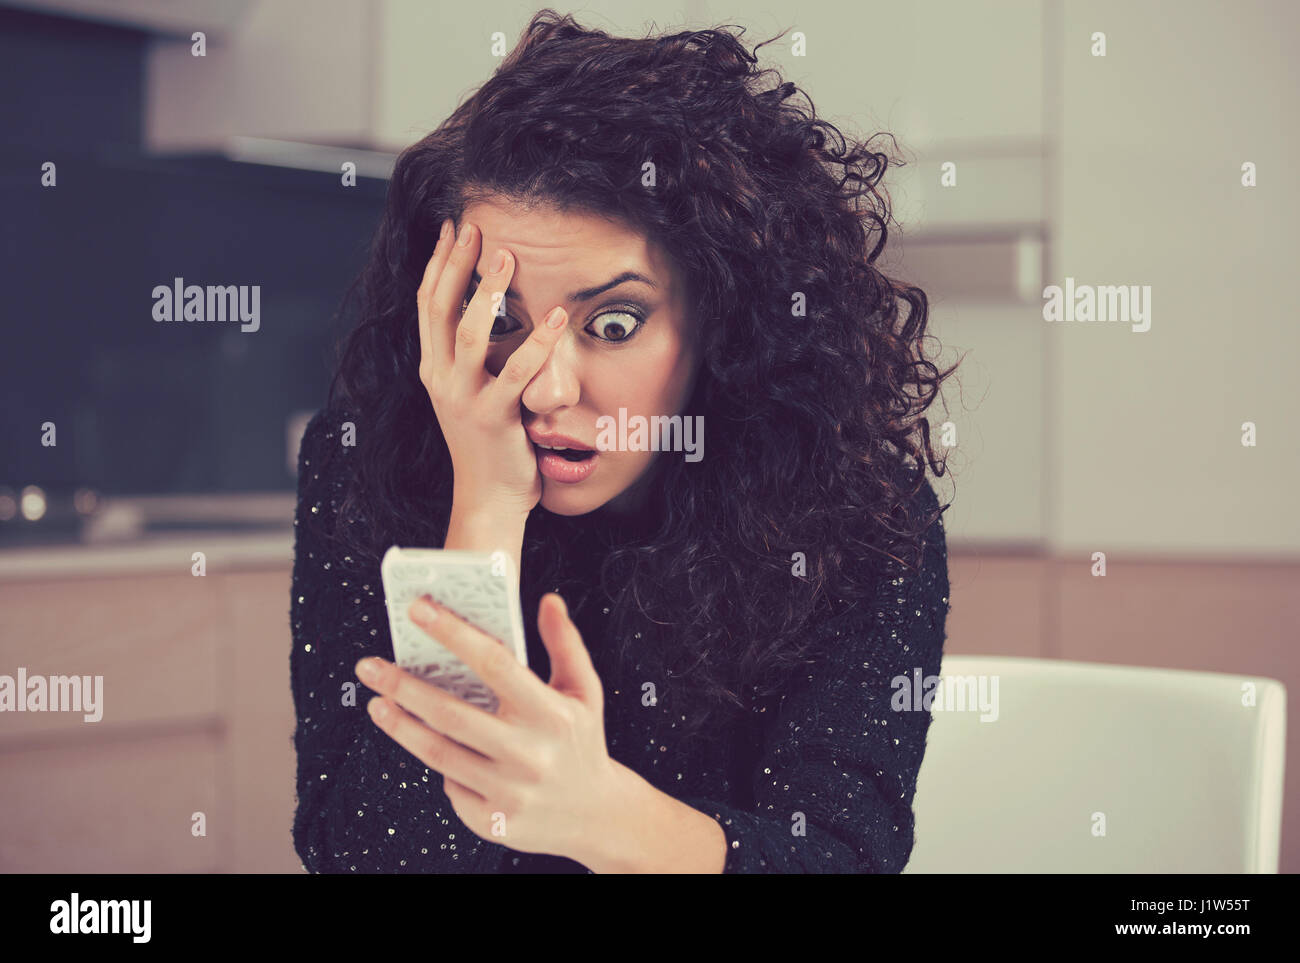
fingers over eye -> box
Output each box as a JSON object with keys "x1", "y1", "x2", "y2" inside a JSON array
[
  {"x1": 453, "y1": 249, "x2": 516, "y2": 383},
  {"x1": 427, "y1": 220, "x2": 481, "y2": 370},
  {"x1": 418, "y1": 219, "x2": 464, "y2": 376},
  {"x1": 485, "y1": 309, "x2": 567, "y2": 409}
]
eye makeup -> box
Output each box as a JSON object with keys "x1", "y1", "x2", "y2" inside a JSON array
[
  {"x1": 466, "y1": 271, "x2": 652, "y2": 345},
  {"x1": 485, "y1": 302, "x2": 648, "y2": 344}
]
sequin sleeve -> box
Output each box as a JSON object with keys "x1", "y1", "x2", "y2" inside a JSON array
[
  {"x1": 289, "y1": 409, "x2": 508, "y2": 873},
  {"x1": 678, "y1": 480, "x2": 950, "y2": 873}
]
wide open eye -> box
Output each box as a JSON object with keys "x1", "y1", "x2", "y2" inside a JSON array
[{"x1": 584, "y1": 309, "x2": 644, "y2": 343}]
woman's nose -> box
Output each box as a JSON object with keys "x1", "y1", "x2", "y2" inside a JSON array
[{"x1": 520, "y1": 333, "x2": 581, "y2": 413}]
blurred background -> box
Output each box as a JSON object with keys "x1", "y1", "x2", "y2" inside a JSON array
[{"x1": 0, "y1": 0, "x2": 1296, "y2": 873}]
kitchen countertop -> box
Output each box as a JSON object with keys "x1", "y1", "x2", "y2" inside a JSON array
[{"x1": 0, "y1": 529, "x2": 294, "y2": 581}]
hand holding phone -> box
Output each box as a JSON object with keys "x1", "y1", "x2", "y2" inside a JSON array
[{"x1": 380, "y1": 546, "x2": 528, "y2": 714}]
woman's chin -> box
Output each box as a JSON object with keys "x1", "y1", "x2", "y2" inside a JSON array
[{"x1": 538, "y1": 484, "x2": 604, "y2": 517}]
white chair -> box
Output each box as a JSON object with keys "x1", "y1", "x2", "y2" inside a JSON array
[{"x1": 904, "y1": 656, "x2": 1286, "y2": 872}]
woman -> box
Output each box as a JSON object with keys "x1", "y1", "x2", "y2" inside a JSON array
[{"x1": 291, "y1": 8, "x2": 958, "y2": 873}]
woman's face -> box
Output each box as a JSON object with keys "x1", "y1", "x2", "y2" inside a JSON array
[{"x1": 459, "y1": 197, "x2": 700, "y2": 517}]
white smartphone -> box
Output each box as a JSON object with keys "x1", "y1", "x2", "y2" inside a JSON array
[{"x1": 380, "y1": 546, "x2": 528, "y2": 714}]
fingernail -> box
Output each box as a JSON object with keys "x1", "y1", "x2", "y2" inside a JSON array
[
  {"x1": 546, "y1": 307, "x2": 566, "y2": 329},
  {"x1": 457, "y1": 223, "x2": 473, "y2": 247},
  {"x1": 411, "y1": 596, "x2": 438, "y2": 622},
  {"x1": 358, "y1": 657, "x2": 383, "y2": 682},
  {"x1": 369, "y1": 698, "x2": 390, "y2": 720},
  {"x1": 440, "y1": 219, "x2": 452, "y2": 240},
  {"x1": 490, "y1": 249, "x2": 508, "y2": 274}
]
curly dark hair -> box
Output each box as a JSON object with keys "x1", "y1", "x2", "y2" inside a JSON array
[{"x1": 323, "y1": 8, "x2": 960, "y2": 750}]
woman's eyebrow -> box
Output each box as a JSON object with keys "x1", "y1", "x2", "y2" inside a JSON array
[{"x1": 470, "y1": 269, "x2": 659, "y2": 304}]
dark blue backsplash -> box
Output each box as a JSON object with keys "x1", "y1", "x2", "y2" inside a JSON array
[{"x1": 0, "y1": 6, "x2": 386, "y2": 495}]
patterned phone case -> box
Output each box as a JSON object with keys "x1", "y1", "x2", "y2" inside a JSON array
[{"x1": 380, "y1": 547, "x2": 528, "y2": 714}]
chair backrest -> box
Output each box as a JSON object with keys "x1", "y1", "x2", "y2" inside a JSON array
[{"x1": 904, "y1": 656, "x2": 1286, "y2": 872}]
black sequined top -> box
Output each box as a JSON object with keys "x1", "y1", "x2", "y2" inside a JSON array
[{"x1": 290, "y1": 408, "x2": 951, "y2": 873}]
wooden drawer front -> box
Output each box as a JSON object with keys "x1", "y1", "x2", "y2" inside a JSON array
[
  {"x1": 0, "y1": 573, "x2": 221, "y2": 739},
  {"x1": 0, "y1": 729, "x2": 222, "y2": 872}
]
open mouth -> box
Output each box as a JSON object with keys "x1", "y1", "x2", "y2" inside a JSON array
[{"x1": 534, "y1": 443, "x2": 596, "y2": 462}]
